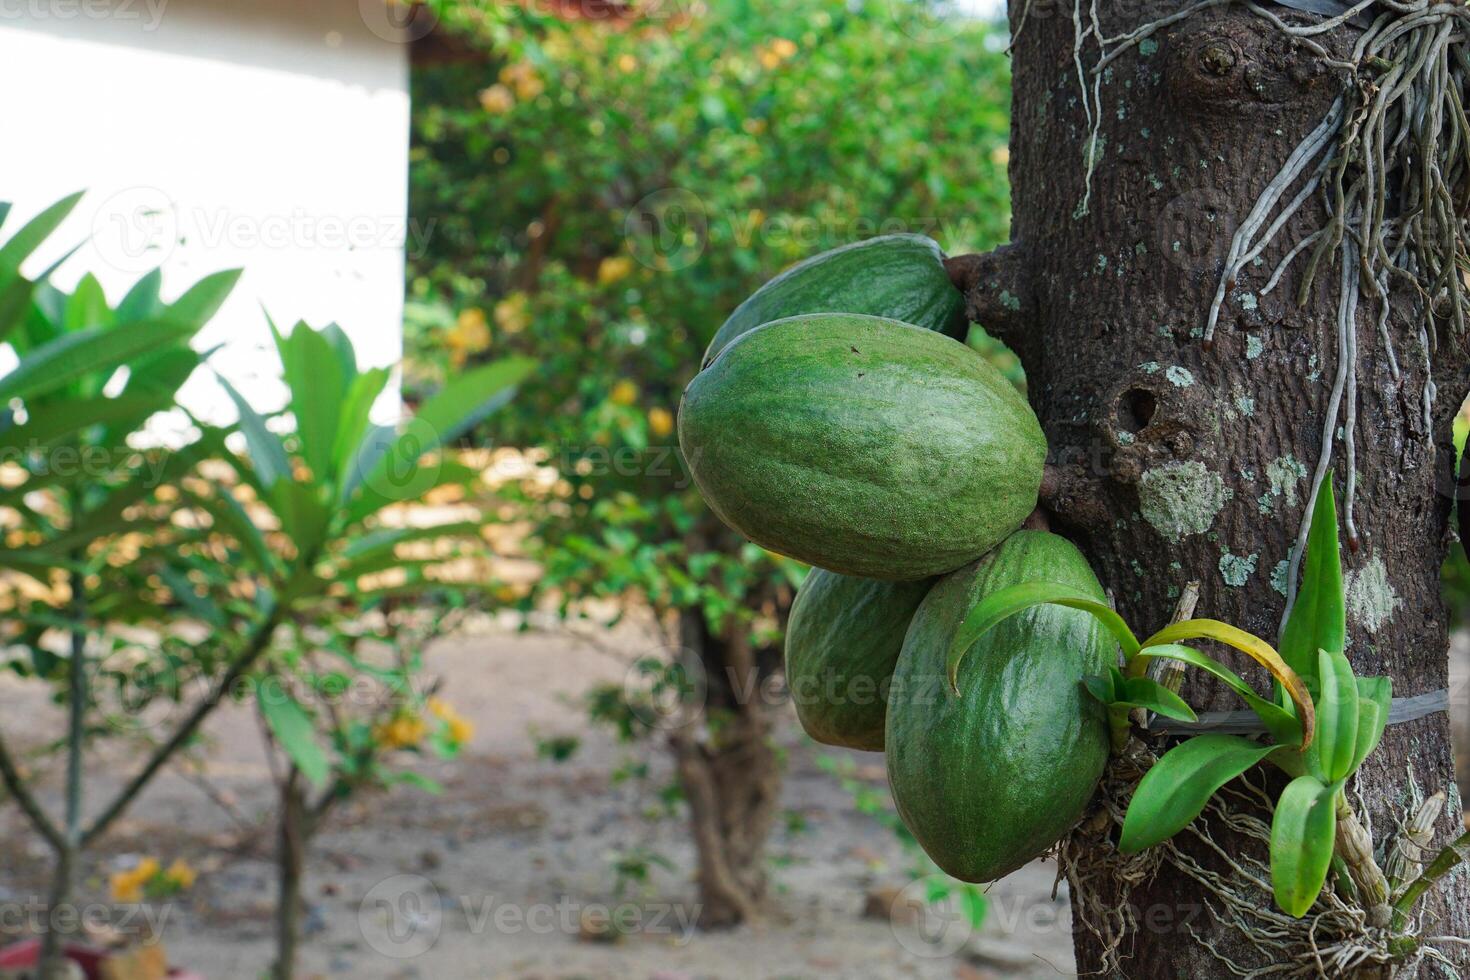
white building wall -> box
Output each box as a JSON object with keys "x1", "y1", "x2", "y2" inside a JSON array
[{"x1": 0, "y1": 0, "x2": 414, "y2": 422}]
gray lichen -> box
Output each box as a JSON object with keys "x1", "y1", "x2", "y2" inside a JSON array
[
  {"x1": 1219, "y1": 550, "x2": 1259, "y2": 587},
  {"x1": 1138, "y1": 462, "x2": 1231, "y2": 541},
  {"x1": 1345, "y1": 557, "x2": 1402, "y2": 632},
  {"x1": 1165, "y1": 365, "x2": 1195, "y2": 388},
  {"x1": 1270, "y1": 559, "x2": 1290, "y2": 596}
]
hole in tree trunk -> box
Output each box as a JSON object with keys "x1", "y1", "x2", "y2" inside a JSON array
[{"x1": 1121, "y1": 388, "x2": 1158, "y2": 433}]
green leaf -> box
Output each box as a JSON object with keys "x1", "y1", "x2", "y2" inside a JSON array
[
  {"x1": 278, "y1": 321, "x2": 353, "y2": 485},
  {"x1": 1114, "y1": 676, "x2": 1198, "y2": 722},
  {"x1": 346, "y1": 356, "x2": 534, "y2": 505},
  {"x1": 258, "y1": 677, "x2": 331, "y2": 789},
  {"x1": 0, "y1": 393, "x2": 167, "y2": 453},
  {"x1": 1312, "y1": 648, "x2": 1360, "y2": 782},
  {"x1": 1279, "y1": 477, "x2": 1345, "y2": 695},
  {"x1": 330, "y1": 366, "x2": 391, "y2": 489},
  {"x1": 0, "y1": 319, "x2": 203, "y2": 405},
  {"x1": 0, "y1": 191, "x2": 83, "y2": 270},
  {"x1": 165, "y1": 269, "x2": 241, "y2": 330},
  {"x1": 218, "y1": 375, "x2": 292, "y2": 489},
  {"x1": 946, "y1": 581, "x2": 1139, "y2": 694},
  {"x1": 1350, "y1": 675, "x2": 1391, "y2": 773},
  {"x1": 1140, "y1": 620, "x2": 1315, "y2": 748},
  {"x1": 1119, "y1": 734, "x2": 1279, "y2": 853},
  {"x1": 267, "y1": 480, "x2": 331, "y2": 564},
  {"x1": 115, "y1": 269, "x2": 164, "y2": 323},
  {"x1": 1271, "y1": 774, "x2": 1340, "y2": 917},
  {"x1": 1132, "y1": 643, "x2": 1304, "y2": 746},
  {"x1": 1083, "y1": 672, "x2": 1117, "y2": 705}
]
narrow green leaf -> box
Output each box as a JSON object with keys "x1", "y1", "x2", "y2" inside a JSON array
[
  {"x1": 0, "y1": 393, "x2": 167, "y2": 453},
  {"x1": 1313, "y1": 648, "x2": 1360, "y2": 782},
  {"x1": 267, "y1": 479, "x2": 331, "y2": 563},
  {"x1": 1350, "y1": 675, "x2": 1391, "y2": 772},
  {"x1": 280, "y1": 322, "x2": 350, "y2": 485},
  {"x1": 1133, "y1": 643, "x2": 1303, "y2": 746},
  {"x1": 1119, "y1": 734, "x2": 1279, "y2": 853},
  {"x1": 947, "y1": 581, "x2": 1139, "y2": 694},
  {"x1": 258, "y1": 678, "x2": 330, "y2": 788},
  {"x1": 330, "y1": 366, "x2": 390, "y2": 490},
  {"x1": 1115, "y1": 676, "x2": 1198, "y2": 722},
  {"x1": 165, "y1": 269, "x2": 241, "y2": 329},
  {"x1": 156, "y1": 565, "x2": 226, "y2": 628},
  {"x1": 217, "y1": 375, "x2": 291, "y2": 489},
  {"x1": 0, "y1": 319, "x2": 200, "y2": 405},
  {"x1": 1280, "y1": 477, "x2": 1345, "y2": 694},
  {"x1": 0, "y1": 191, "x2": 83, "y2": 269},
  {"x1": 1271, "y1": 775, "x2": 1340, "y2": 917},
  {"x1": 347, "y1": 357, "x2": 534, "y2": 504},
  {"x1": 1083, "y1": 673, "x2": 1116, "y2": 706},
  {"x1": 115, "y1": 269, "x2": 164, "y2": 323},
  {"x1": 1141, "y1": 620, "x2": 1315, "y2": 748}
]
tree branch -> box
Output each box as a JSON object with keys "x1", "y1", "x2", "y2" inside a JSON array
[
  {"x1": 0, "y1": 730, "x2": 64, "y2": 851},
  {"x1": 82, "y1": 604, "x2": 284, "y2": 847},
  {"x1": 944, "y1": 242, "x2": 1037, "y2": 365}
]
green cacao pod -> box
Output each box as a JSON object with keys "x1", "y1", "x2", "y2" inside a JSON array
[
  {"x1": 702, "y1": 234, "x2": 966, "y2": 367},
  {"x1": 678, "y1": 313, "x2": 1045, "y2": 580},
  {"x1": 785, "y1": 569, "x2": 934, "y2": 751},
  {"x1": 886, "y1": 530, "x2": 1111, "y2": 883}
]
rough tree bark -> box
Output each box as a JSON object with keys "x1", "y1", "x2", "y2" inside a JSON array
[
  {"x1": 949, "y1": 2, "x2": 1470, "y2": 974},
  {"x1": 668, "y1": 607, "x2": 783, "y2": 928}
]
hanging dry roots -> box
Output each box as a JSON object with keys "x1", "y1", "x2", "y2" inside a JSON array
[
  {"x1": 1042, "y1": 0, "x2": 1470, "y2": 617},
  {"x1": 1060, "y1": 737, "x2": 1464, "y2": 978}
]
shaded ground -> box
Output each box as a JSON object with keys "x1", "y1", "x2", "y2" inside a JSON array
[{"x1": 0, "y1": 617, "x2": 1074, "y2": 979}]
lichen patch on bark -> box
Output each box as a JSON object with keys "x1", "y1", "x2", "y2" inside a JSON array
[
  {"x1": 1345, "y1": 556, "x2": 1402, "y2": 632},
  {"x1": 1138, "y1": 461, "x2": 1231, "y2": 541}
]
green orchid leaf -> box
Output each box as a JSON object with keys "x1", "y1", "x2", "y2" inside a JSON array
[
  {"x1": 1119, "y1": 734, "x2": 1279, "y2": 853},
  {"x1": 946, "y1": 581, "x2": 1139, "y2": 694},
  {"x1": 1312, "y1": 648, "x2": 1360, "y2": 783},
  {"x1": 1140, "y1": 620, "x2": 1314, "y2": 748},
  {"x1": 1350, "y1": 675, "x2": 1391, "y2": 772},
  {"x1": 1131, "y1": 642, "x2": 1304, "y2": 746},
  {"x1": 1280, "y1": 476, "x2": 1345, "y2": 695},
  {"x1": 1271, "y1": 774, "x2": 1341, "y2": 917},
  {"x1": 1113, "y1": 675, "x2": 1198, "y2": 722}
]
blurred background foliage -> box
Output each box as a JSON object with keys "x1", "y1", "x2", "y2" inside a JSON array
[{"x1": 407, "y1": 0, "x2": 1018, "y2": 640}]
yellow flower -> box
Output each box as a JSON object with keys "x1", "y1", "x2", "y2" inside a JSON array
[
  {"x1": 647, "y1": 407, "x2": 674, "y2": 439},
  {"x1": 617, "y1": 53, "x2": 638, "y2": 73},
  {"x1": 110, "y1": 874, "x2": 143, "y2": 903},
  {"x1": 770, "y1": 38, "x2": 798, "y2": 59},
  {"x1": 597, "y1": 255, "x2": 634, "y2": 286},
  {"x1": 135, "y1": 857, "x2": 161, "y2": 880},
  {"x1": 447, "y1": 308, "x2": 492, "y2": 367},
  {"x1": 164, "y1": 859, "x2": 197, "y2": 890},
  {"x1": 479, "y1": 84, "x2": 515, "y2": 115},
  {"x1": 494, "y1": 294, "x2": 530, "y2": 335},
  {"x1": 758, "y1": 47, "x2": 782, "y2": 70},
  {"x1": 428, "y1": 698, "x2": 453, "y2": 720},
  {"x1": 610, "y1": 380, "x2": 639, "y2": 406},
  {"x1": 374, "y1": 714, "x2": 427, "y2": 749},
  {"x1": 447, "y1": 716, "x2": 475, "y2": 745}
]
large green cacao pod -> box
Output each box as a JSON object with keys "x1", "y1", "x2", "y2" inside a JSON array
[
  {"x1": 702, "y1": 234, "x2": 966, "y2": 367},
  {"x1": 886, "y1": 530, "x2": 1111, "y2": 883},
  {"x1": 678, "y1": 313, "x2": 1046, "y2": 580},
  {"x1": 785, "y1": 569, "x2": 934, "y2": 751}
]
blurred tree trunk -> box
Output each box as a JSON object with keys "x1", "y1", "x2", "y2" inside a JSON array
[
  {"x1": 949, "y1": 2, "x2": 1470, "y2": 973},
  {"x1": 668, "y1": 608, "x2": 782, "y2": 928}
]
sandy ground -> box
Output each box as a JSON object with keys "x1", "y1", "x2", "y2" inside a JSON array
[{"x1": 0, "y1": 616, "x2": 1075, "y2": 980}]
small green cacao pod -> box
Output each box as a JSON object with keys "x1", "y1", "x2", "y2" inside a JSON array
[{"x1": 785, "y1": 569, "x2": 934, "y2": 751}]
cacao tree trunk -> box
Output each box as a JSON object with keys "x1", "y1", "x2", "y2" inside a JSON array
[
  {"x1": 951, "y1": 3, "x2": 1470, "y2": 973},
  {"x1": 668, "y1": 608, "x2": 782, "y2": 928}
]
